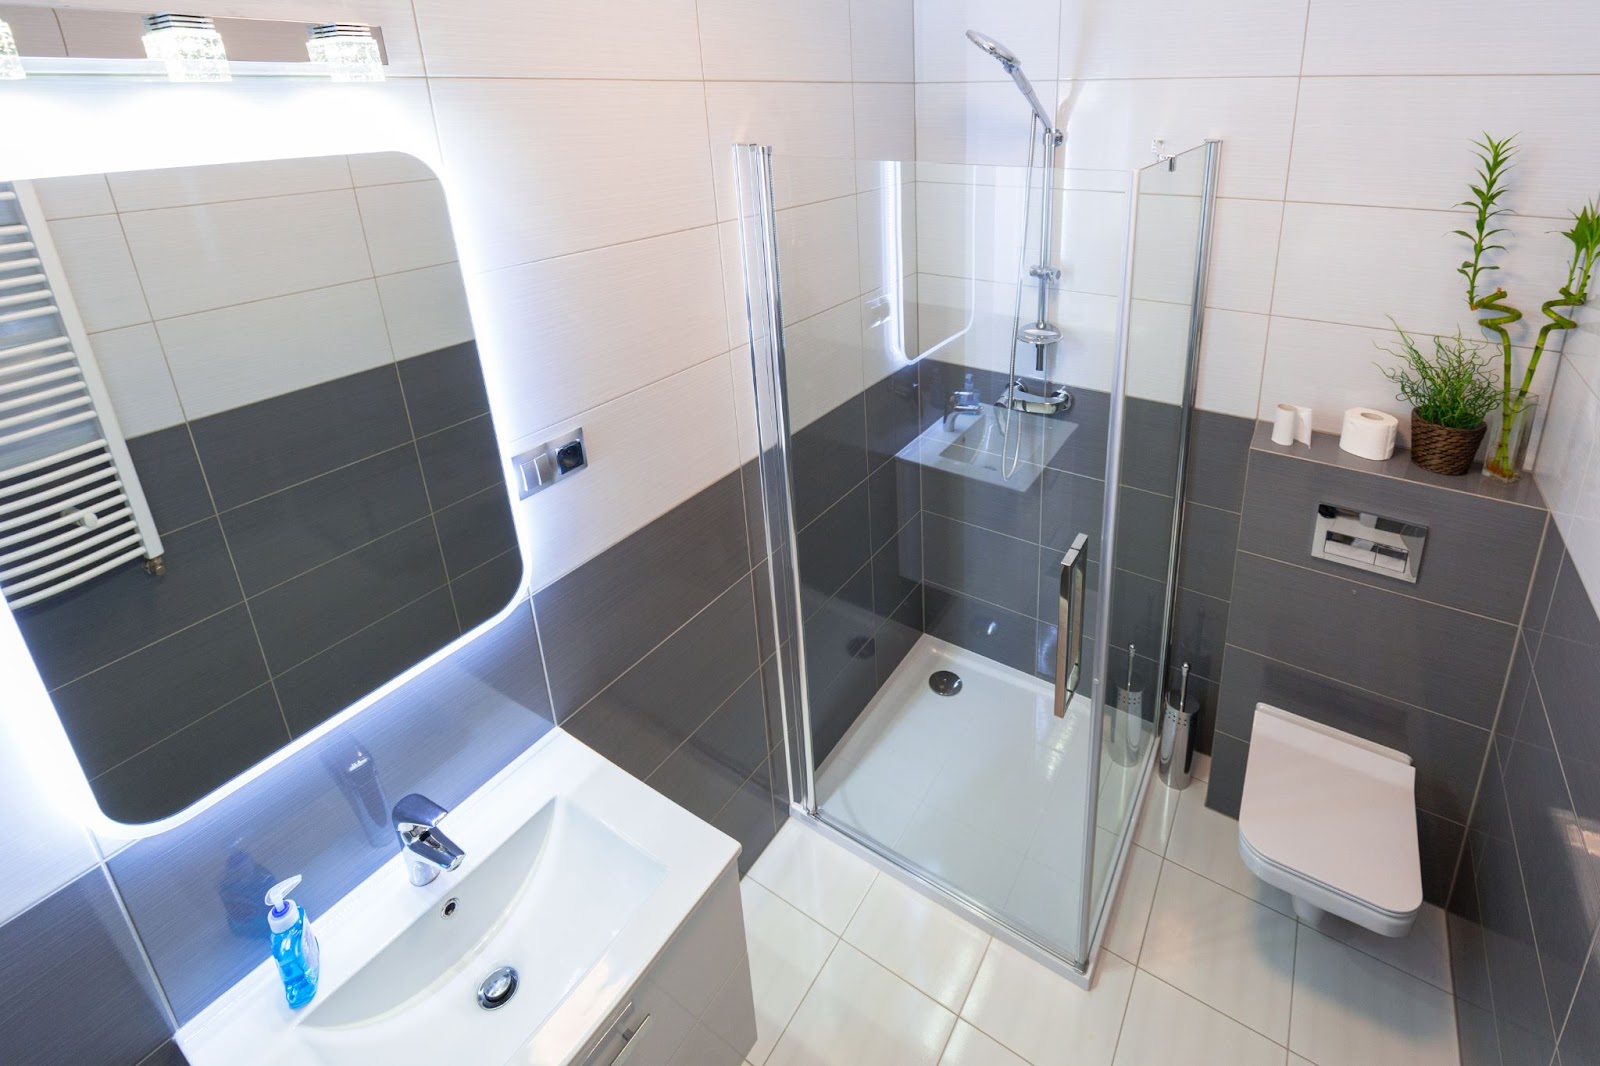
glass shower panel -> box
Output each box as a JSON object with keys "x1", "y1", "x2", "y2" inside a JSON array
[{"x1": 1086, "y1": 141, "x2": 1220, "y2": 942}]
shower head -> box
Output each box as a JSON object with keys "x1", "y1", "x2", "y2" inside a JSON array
[{"x1": 964, "y1": 28, "x2": 1059, "y2": 135}]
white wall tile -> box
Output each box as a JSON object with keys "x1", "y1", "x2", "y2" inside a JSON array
[
  {"x1": 514, "y1": 352, "x2": 741, "y2": 590},
  {"x1": 429, "y1": 79, "x2": 716, "y2": 273},
  {"x1": 778, "y1": 195, "x2": 863, "y2": 325},
  {"x1": 1256, "y1": 316, "x2": 1404, "y2": 433},
  {"x1": 1205, "y1": 197, "x2": 1282, "y2": 315},
  {"x1": 1059, "y1": 0, "x2": 1306, "y2": 80},
  {"x1": 1538, "y1": 365, "x2": 1600, "y2": 592},
  {"x1": 88, "y1": 323, "x2": 185, "y2": 437},
  {"x1": 347, "y1": 151, "x2": 436, "y2": 188},
  {"x1": 377, "y1": 263, "x2": 475, "y2": 360},
  {"x1": 785, "y1": 298, "x2": 867, "y2": 431},
  {"x1": 1058, "y1": 188, "x2": 1130, "y2": 298},
  {"x1": 118, "y1": 189, "x2": 372, "y2": 319},
  {"x1": 916, "y1": 81, "x2": 1056, "y2": 168},
  {"x1": 862, "y1": 276, "x2": 920, "y2": 389},
  {"x1": 1061, "y1": 79, "x2": 1299, "y2": 201},
  {"x1": 469, "y1": 225, "x2": 726, "y2": 441},
  {"x1": 413, "y1": 0, "x2": 703, "y2": 80},
  {"x1": 851, "y1": 0, "x2": 914, "y2": 83},
  {"x1": 1288, "y1": 76, "x2": 1600, "y2": 218},
  {"x1": 0, "y1": 5, "x2": 66, "y2": 56},
  {"x1": 1195, "y1": 309, "x2": 1268, "y2": 417},
  {"x1": 1271, "y1": 201, "x2": 1574, "y2": 346},
  {"x1": 1126, "y1": 297, "x2": 1194, "y2": 405},
  {"x1": 46, "y1": 214, "x2": 149, "y2": 333},
  {"x1": 854, "y1": 83, "x2": 918, "y2": 169},
  {"x1": 857, "y1": 183, "x2": 917, "y2": 298},
  {"x1": 697, "y1": 0, "x2": 853, "y2": 82},
  {"x1": 105, "y1": 155, "x2": 352, "y2": 212},
  {"x1": 356, "y1": 179, "x2": 458, "y2": 275},
  {"x1": 156, "y1": 280, "x2": 393, "y2": 420},
  {"x1": 31, "y1": 175, "x2": 114, "y2": 220},
  {"x1": 1303, "y1": 0, "x2": 1600, "y2": 76},
  {"x1": 703, "y1": 82, "x2": 857, "y2": 221},
  {"x1": 914, "y1": 0, "x2": 1060, "y2": 84}
]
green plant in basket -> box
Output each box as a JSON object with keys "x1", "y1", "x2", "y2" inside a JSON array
[
  {"x1": 1376, "y1": 324, "x2": 1500, "y2": 429},
  {"x1": 1456, "y1": 133, "x2": 1600, "y2": 479}
]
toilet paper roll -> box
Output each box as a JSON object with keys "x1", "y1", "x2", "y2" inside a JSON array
[
  {"x1": 1339, "y1": 407, "x2": 1399, "y2": 461},
  {"x1": 1271, "y1": 403, "x2": 1313, "y2": 446}
]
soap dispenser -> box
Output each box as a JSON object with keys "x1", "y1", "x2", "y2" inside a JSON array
[{"x1": 265, "y1": 876, "x2": 320, "y2": 1009}]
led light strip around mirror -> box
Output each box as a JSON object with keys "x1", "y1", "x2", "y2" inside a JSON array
[{"x1": 0, "y1": 7, "x2": 386, "y2": 81}]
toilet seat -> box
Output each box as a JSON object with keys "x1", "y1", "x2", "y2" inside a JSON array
[{"x1": 1238, "y1": 704, "x2": 1422, "y2": 935}]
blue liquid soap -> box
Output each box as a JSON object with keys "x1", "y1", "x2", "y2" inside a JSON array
[{"x1": 265, "y1": 875, "x2": 320, "y2": 1009}]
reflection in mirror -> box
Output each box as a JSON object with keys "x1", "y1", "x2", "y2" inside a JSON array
[{"x1": 0, "y1": 153, "x2": 520, "y2": 825}]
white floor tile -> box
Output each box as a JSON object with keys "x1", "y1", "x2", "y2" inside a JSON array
[
  {"x1": 749, "y1": 821, "x2": 878, "y2": 934},
  {"x1": 843, "y1": 875, "x2": 991, "y2": 1011},
  {"x1": 1102, "y1": 845, "x2": 1162, "y2": 964},
  {"x1": 1112, "y1": 970, "x2": 1287, "y2": 1066},
  {"x1": 1289, "y1": 925, "x2": 1460, "y2": 1066},
  {"x1": 766, "y1": 942, "x2": 956, "y2": 1066},
  {"x1": 1163, "y1": 779, "x2": 1295, "y2": 917},
  {"x1": 939, "y1": 1020, "x2": 1030, "y2": 1066},
  {"x1": 960, "y1": 939, "x2": 1135, "y2": 1066},
  {"x1": 1310, "y1": 903, "x2": 1453, "y2": 994},
  {"x1": 1133, "y1": 774, "x2": 1181, "y2": 856},
  {"x1": 1139, "y1": 862, "x2": 1297, "y2": 1044},
  {"x1": 740, "y1": 880, "x2": 839, "y2": 1065}
]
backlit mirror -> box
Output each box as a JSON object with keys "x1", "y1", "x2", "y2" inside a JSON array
[{"x1": 0, "y1": 153, "x2": 519, "y2": 825}]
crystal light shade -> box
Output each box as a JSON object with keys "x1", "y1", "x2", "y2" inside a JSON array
[
  {"x1": 142, "y1": 13, "x2": 229, "y2": 82},
  {"x1": 307, "y1": 23, "x2": 383, "y2": 82},
  {"x1": 0, "y1": 18, "x2": 24, "y2": 80}
]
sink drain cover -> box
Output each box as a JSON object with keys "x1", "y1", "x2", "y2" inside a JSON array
[
  {"x1": 477, "y1": 966, "x2": 518, "y2": 1010},
  {"x1": 929, "y1": 670, "x2": 963, "y2": 696}
]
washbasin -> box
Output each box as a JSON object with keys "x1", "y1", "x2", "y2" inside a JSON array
[{"x1": 304, "y1": 798, "x2": 663, "y2": 1037}]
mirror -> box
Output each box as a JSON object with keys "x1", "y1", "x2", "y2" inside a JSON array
[{"x1": 0, "y1": 153, "x2": 519, "y2": 825}]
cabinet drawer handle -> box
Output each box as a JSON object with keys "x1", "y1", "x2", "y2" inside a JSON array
[{"x1": 608, "y1": 1014, "x2": 652, "y2": 1066}]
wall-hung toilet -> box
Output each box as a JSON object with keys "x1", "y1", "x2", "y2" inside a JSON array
[{"x1": 1238, "y1": 704, "x2": 1422, "y2": 937}]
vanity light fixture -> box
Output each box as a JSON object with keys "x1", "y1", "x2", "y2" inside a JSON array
[
  {"x1": 0, "y1": 18, "x2": 24, "y2": 79},
  {"x1": 306, "y1": 23, "x2": 383, "y2": 81},
  {"x1": 141, "y1": 13, "x2": 230, "y2": 81}
]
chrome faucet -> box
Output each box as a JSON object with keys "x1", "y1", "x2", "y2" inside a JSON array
[
  {"x1": 945, "y1": 388, "x2": 982, "y2": 429},
  {"x1": 392, "y1": 793, "x2": 466, "y2": 886}
]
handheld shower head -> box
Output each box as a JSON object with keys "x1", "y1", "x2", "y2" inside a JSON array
[{"x1": 964, "y1": 28, "x2": 1059, "y2": 135}]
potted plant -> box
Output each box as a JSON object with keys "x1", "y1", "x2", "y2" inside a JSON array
[
  {"x1": 1456, "y1": 134, "x2": 1600, "y2": 480},
  {"x1": 1377, "y1": 324, "x2": 1500, "y2": 476}
]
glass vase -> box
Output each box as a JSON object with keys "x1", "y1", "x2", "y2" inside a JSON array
[{"x1": 1482, "y1": 393, "x2": 1539, "y2": 482}]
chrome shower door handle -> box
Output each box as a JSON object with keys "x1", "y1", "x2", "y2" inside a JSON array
[{"x1": 1054, "y1": 533, "x2": 1089, "y2": 719}]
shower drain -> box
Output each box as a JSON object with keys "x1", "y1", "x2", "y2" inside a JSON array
[{"x1": 928, "y1": 670, "x2": 963, "y2": 696}]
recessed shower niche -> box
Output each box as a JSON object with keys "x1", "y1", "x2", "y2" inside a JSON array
[{"x1": 0, "y1": 153, "x2": 519, "y2": 824}]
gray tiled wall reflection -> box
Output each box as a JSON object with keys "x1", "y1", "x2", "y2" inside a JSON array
[
  {"x1": 1206, "y1": 423, "x2": 1549, "y2": 907},
  {"x1": 1448, "y1": 522, "x2": 1600, "y2": 1065},
  {"x1": 13, "y1": 342, "x2": 519, "y2": 823}
]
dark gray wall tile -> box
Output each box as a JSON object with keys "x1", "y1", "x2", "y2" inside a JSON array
[
  {"x1": 646, "y1": 671, "x2": 768, "y2": 822},
  {"x1": 274, "y1": 588, "x2": 462, "y2": 736},
  {"x1": 139, "y1": 1041, "x2": 192, "y2": 1066},
  {"x1": 1544, "y1": 552, "x2": 1600, "y2": 648},
  {"x1": 450, "y1": 549, "x2": 524, "y2": 633},
  {"x1": 924, "y1": 585, "x2": 1035, "y2": 674},
  {"x1": 126, "y1": 425, "x2": 213, "y2": 534},
  {"x1": 415, "y1": 412, "x2": 501, "y2": 509},
  {"x1": 922, "y1": 513, "x2": 1039, "y2": 618},
  {"x1": 1203, "y1": 731, "x2": 1249, "y2": 818},
  {"x1": 1119, "y1": 397, "x2": 1185, "y2": 496},
  {"x1": 1456, "y1": 1000, "x2": 1502, "y2": 1066},
  {"x1": 1041, "y1": 467, "x2": 1105, "y2": 561},
  {"x1": 191, "y1": 365, "x2": 412, "y2": 511},
  {"x1": 1184, "y1": 410, "x2": 1254, "y2": 512},
  {"x1": 1215, "y1": 646, "x2": 1489, "y2": 824},
  {"x1": 1107, "y1": 568, "x2": 1166, "y2": 668},
  {"x1": 562, "y1": 577, "x2": 760, "y2": 781},
  {"x1": 0, "y1": 869, "x2": 172, "y2": 1066},
  {"x1": 1037, "y1": 553, "x2": 1099, "y2": 632},
  {"x1": 1417, "y1": 810, "x2": 1464, "y2": 906},
  {"x1": 219, "y1": 444, "x2": 432, "y2": 595},
  {"x1": 1561, "y1": 953, "x2": 1600, "y2": 1066},
  {"x1": 433, "y1": 483, "x2": 517, "y2": 579},
  {"x1": 396, "y1": 341, "x2": 490, "y2": 437},
  {"x1": 713, "y1": 770, "x2": 781, "y2": 877},
  {"x1": 798, "y1": 482, "x2": 872, "y2": 606},
  {"x1": 790, "y1": 396, "x2": 868, "y2": 528},
  {"x1": 866, "y1": 455, "x2": 917, "y2": 552},
  {"x1": 1532, "y1": 630, "x2": 1600, "y2": 770},
  {"x1": 249, "y1": 520, "x2": 447, "y2": 673},
  {"x1": 875, "y1": 588, "x2": 921, "y2": 687},
  {"x1": 534, "y1": 470, "x2": 748, "y2": 715},
  {"x1": 1239, "y1": 449, "x2": 1546, "y2": 623},
  {"x1": 1229, "y1": 552, "x2": 1515, "y2": 728},
  {"x1": 1176, "y1": 501, "x2": 1238, "y2": 601},
  {"x1": 1040, "y1": 386, "x2": 1109, "y2": 480},
  {"x1": 108, "y1": 605, "x2": 552, "y2": 1024},
  {"x1": 1168, "y1": 586, "x2": 1228, "y2": 683},
  {"x1": 918, "y1": 360, "x2": 1007, "y2": 434},
  {"x1": 1035, "y1": 623, "x2": 1095, "y2": 700},
  {"x1": 94, "y1": 685, "x2": 289, "y2": 824},
  {"x1": 805, "y1": 566, "x2": 880, "y2": 761},
  {"x1": 14, "y1": 517, "x2": 243, "y2": 688},
  {"x1": 921, "y1": 452, "x2": 1042, "y2": 542},
  {"x1": 864, "y1": 364, "x2": 920, "y2": 468},
  {"x1": 1112, "y1": 486, "x2": 1176, "y2": 581},
  {"x1": 1523, "y1": 523, "x2": 1563, "y2": 643},
  {"x1": 872, "y1": 527, "x2": 921, "y2": 618},
  {"x1": 53, "y1": 604, "x2": 270, "y2": 777}
]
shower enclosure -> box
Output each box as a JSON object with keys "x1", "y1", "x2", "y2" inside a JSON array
[{"x1": 734, "y1": 132, "x2": 1220, "y2": 976}]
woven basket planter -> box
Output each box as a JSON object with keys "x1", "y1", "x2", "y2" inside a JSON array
[{"x1": 1409, "y1": 409, "x2": 1485, "y2": 476}]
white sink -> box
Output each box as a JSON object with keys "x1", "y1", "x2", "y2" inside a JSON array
[{"x1": 178, "y1": 730, "x2": 740, "y2": 1066}]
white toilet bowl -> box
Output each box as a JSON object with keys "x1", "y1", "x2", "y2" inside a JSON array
[{"x1": 1237, "y1": 704, "x2": 1422, "y2": 938}]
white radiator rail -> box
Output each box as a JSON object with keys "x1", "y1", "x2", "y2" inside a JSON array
[{"x1": 0, "y1": 180, "x2": 165, "y2": 610}]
